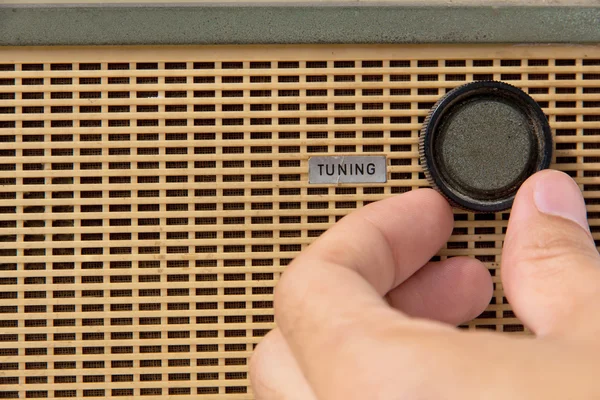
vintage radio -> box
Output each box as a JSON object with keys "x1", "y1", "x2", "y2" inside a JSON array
[{"x1": 0, "y1": 1, "x2": 599, "y2": 398}]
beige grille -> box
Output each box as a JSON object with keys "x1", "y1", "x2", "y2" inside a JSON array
[{"x1": 0, "y1": 44, "x2": 599, "y2": 398}]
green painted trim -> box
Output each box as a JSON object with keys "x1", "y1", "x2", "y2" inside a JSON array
[{"x1": 0, "y1": 5, "x2": 599, "y2": 46}]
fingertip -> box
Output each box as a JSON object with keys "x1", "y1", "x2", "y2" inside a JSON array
[
  {"x1": 518, "y1": 168, "x2": 573, "y2": 191},
  {"x1": 437, "y1": 256, "x2": 493, "y2": 324},
  {"x1": 510, "y1": 169, "x2": 588, "y2": 232},
  {"x1": 422, "y1": 187, "x2": 461, "y2": 239},
  {"x1": 250, "y1": 328, "x2": 276, "y2": 380},
  {"x1": 387, "y1": 256, "x2": 493, "y2": 325},
  {"x1": 407, "y1": 187, "x2": 455, "y2": 221},
  {"x1": 250, "y1": 329, "x2": 286, "y2": 398},
  {"x1": 533, "y1": 170, "x2": 590, "y2": 233},
  {"x1": 377, "y1": 187, "x2": 455, "y2": 238},
  {"x1": 378, "y1": 187, "x2": 452, "y2": 215},
  {"x1": 502, "y1": 169, "x2": 600, "y2": 336},
  {"x1": 504, "y1": 169, "x2": 593, "y2": 274},
  {"x1": 457, "y1": 258, "x2": 495, "y2": 322},
  {"x1": 250, "y1": 329, "x2": 317, "y2": 400},
  {"x1": 504, "y1": 169, "x2": 594, "y2": 265}
]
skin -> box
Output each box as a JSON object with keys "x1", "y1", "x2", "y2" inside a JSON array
[{"x1": 250, "y1": 169, "x2": 600, "y2": 400}]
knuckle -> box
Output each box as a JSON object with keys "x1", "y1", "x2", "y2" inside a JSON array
[
  {"x1": 273, "y1": 261, "x2": 298, "y2": 308},
  {"x1": 249, "y1": 332, "x2": 279, "y2": 400},
  {"x1": 512, "y1": 229, "x2": 599, "y2": 275},
  {"x1": 273, "y1": 258, "x2": 323, "y2": 335},
  {"x1": 273, "y1": 263, "x2": 303, "y2": 324}
]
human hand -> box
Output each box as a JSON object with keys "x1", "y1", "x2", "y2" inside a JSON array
[{"x1": 250, "y1": 170, "x2": 600, "y2": 399}]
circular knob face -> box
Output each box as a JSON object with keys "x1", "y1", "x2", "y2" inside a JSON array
[{"x1": 420, "y1": 81, "x2": 553, "y2": 212}]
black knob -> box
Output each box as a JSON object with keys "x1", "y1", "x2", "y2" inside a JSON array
[{"x1": 420, "y1": 81, "x2": 553, "y2": 212}]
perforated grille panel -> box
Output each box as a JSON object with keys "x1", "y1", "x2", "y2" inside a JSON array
[{"x1": 0, "y1": 45, "x2": 599, "y2": 398}]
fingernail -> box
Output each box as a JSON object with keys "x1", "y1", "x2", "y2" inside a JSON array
[{"x1": 533, "y1": 170, "x2": 590, "y2": 233}]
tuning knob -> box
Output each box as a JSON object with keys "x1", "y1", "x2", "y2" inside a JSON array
[{"x1": 420, "y1": 81, "x2": 553, "y2": 212}]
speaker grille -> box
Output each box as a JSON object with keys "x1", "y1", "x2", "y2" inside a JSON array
[{"x1": 0, "y1": 45, "x2": 599, "y2": 398}]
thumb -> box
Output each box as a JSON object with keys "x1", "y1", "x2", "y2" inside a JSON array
[{"x1": 502, "y1": 170, "x2": 600, "y2": 339}]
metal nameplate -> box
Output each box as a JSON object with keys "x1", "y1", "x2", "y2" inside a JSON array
[{"x1": 308, "y1": 156, "x2": 387, "y2": 184}]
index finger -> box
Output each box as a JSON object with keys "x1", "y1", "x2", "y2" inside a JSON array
[{"x1": 274, "y1": 189, "x2": 455, "y2": 388}]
